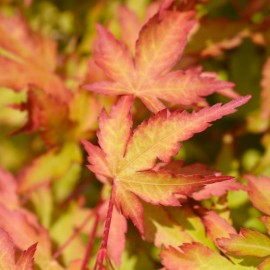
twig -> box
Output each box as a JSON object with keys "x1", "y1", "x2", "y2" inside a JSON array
[
  {"x1": 93, "y1": 184, "x2": 115, "y2": 270},
  {"x1": 52, "y1": 210, "x2": 95, "y2": 260},
  {"x1": 81, "y1": 212, "x2": 100, "y2": 270}
]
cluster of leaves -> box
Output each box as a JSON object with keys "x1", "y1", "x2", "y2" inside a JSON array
[{"x1": 1, "y1": 0, "x2": 270, "y2": 269}]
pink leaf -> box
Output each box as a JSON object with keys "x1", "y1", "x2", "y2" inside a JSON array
[
  {"x1": 15, "y1": 243, "x2": 37, "y2": 270},
  {"x1": 0, "y1": 228, "x2": 15, "y2": 270},
  {"x1": 107, "y1": 207, "x2": 127, "y2": 266}
]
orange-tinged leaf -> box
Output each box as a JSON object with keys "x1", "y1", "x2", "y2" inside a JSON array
[
  {"x1": 137, "y1": 70, "x2": 234, "y2": 106},
  {"x1": 162, "y1": 161, "x2": 218, "y2": 175},
  {"x1": 116, "y1": 171, "x2": 231, "y2": 206},
  {"x1": 0, "y1": 13, "x2": 55, "y2": 70},
  {"x1": 68, "y1": 89, "x2": 99, "y2": 140},
  {"x1": 143, "y1": 204, "x2": 192, "y2": 247},
  {"x1": 217, "y1": 229, "x2": 270, "y2": 257},
  {"x1": 16, "y1": 86, "x2": 71, "y2": 145},
  {"x1": 15, "y1": 243, "x2": 37, "y2": 270},
  {"x1": 118, "y1": 6, "x2": 141, "y2": 54},
  {"x1": 119, "y1": 95, "x2": 250, "y2": 174},
  {"x1": 203, "y1": 211, "x2": 236, "y2": 248},
  {"x1": 82, "y1": 141, "x2": 111, "y2": 183},
  {"x1": 94, "y1": 24, "x2": 135, "y2": 86},
  {"x1": 18, "y1": 142, "x2": 81, "y2": 193},
  {"x1": 67, "y1": 260, "x2": 82, "y2": 270},
  {"x1": 86, "y1": 8, "x2": 234, "y2": 112},
  {"x1": 0, "y1": 229, "x2": 37, "y2": 270},
  {"x1": 0, "y1": 204, "x2": 39, "y2": 250},
  {"x1": 161, "y1": 242, "x2": 255, "y2": 270},
  {"x1": 0, "y1": 168, "x2": 19, "y2": 209},
  {"x1": 0, "y1": 14, "x2": 68, "y2": 101},
  {"x1": 192, "y1": 179, "x2": 243, "y2": 200},
  {"x1": 135, "y1": 11, "x2": 195, "y2": 81},
  {"x1": 0, "y1": 228, "x2": 15, "y2": 270},
  {"x1": 245, "y1": 174, "x2": 270, "y2": 215},
  {"x1": 114, "y1": 183, "x2": 144, "y2": 233},
  {"x1": 84, "y1": 95, "x2": 250, "y2": 233},
  {"x1": 97, "y1": 96, "x2": 133, "y2": 175},
  {"x1": 16, "y1": 86, "x2": 98, "y2": 145},
  {"x1": 167, "y1": 206, "x2": 215, "y2": 250},
  {"x1": 107, "y1": 206, "x2": 127, "y2": 266}
]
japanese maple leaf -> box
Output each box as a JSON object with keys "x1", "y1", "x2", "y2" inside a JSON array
[
  {"x1": 85, "y1": 8, "x2": 234, "y2": 112},
  {"x1": 82, "y1": 95, "x2": 250, "y2": 234},
  {"x1": 245, "y1": 174, "x2": 270, "y2": 215},
  {"x1": 0, "y1": 228, "x2": 37, "y2": 270},
  {"x1": 217, "y1": 229, "x2": 270, "y2": 258},
  {"x1": 0, "y1": 13, "x2": 68, "y2": 101},
  {"x1": 14, "y1": 86, "x2": 98, "y2": 146},
  {"x1": 161, "y1": 242, "x2": 257, "y2": 270}
]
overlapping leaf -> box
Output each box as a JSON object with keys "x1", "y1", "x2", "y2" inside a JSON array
[
  {"x1": 83, "y1": 95, "x2": 250, "y2": 234},
  {"x1": 0, "y1": 13, "x2": 68, "y2": 101},
  {"x1": 161, "y1": 242, "x2": 256, "y2": 270},
  {"x1": 0, "y1": 228, "x2": 36, "y2": 270},
  {"x1": 217, "y1": 228, "x2": 270, "y2": 257},
  {"x1": 245, "y1": 174, "x2": 270, "y2": 215},
  {"x1": 14, "y1": 86, "x2": 99, "y2": 146},
  {"x1": 85, "y1": 8, "x2": 234, "y2": 112},
  {"x1": 219, "y1": 175, "x2": 270, "y2": 263},
  {"x1": 0, "y1": 167, "x2": 64, "y2": 269}
]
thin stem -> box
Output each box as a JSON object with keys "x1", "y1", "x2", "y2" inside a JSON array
[
  {"x1": 52, "y1": 210, "x2": 94, "y2": 260},
  {"x1": 94, "y1": 184, "x2": 116, "y2": 270},
  {"x1": 101, "y1": 184, "x2": 115, "y2": 250},
  {"x1": 81, "y1": 213, "x2": 100, "y2": 270}
]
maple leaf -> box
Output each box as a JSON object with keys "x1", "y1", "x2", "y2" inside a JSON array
[
  {"x1": 14, "y1": 86, "x2": 71, "y2": 145},
  {"x1": 14, "y1": 86, "x2": 99, "y2": 146},
  {"x1": 161, "y1": 161, "x2": 243, "y2": 199},
  {"x1": 85, "y1": 8, "x2": 234, "y2": 112},
  {"x1": 202, "y1": 211, "x2": 236, "y2": 249},
  {"x1": 0, "y1": 13, "x2": 68, "y2": 101},
  {"x1": 217, "y1": 228, "x2": 270, "y2": 257},
  {"x1": 83, "y1": 95, "x2": 250, "y2": 234},
  {"x1": 15, "y1": 243, "x2": 37, "y2": 270},
  {"x1": 18, "y1": 142, "x2": 81, "y2": 193},
  {"x1": 0, "y1": 228, "x2": 37, "y2": 270},
  {"x1": 161, "y1": 242, "x2": 257, "y2": 270},
  {"x1": 0, "y1": 167, "x2": 66, "y2": 269},
  {"x1": 143, "y1": 204, "x2": 192, "y2": 248},
  {"x1": 0, "y1": 228, "x2": 15, "y2": 270},
  {"x1": 0, "y1": 167, "x2": 19, "y2": 209},
  {"x1": 192, "y1": 179, "x2": 243, "y2": 200},
  {"x1": 107, "y1": 206, "x2": 127, "y2": 267},
  {"x1": 117, "y1": 6, "x2": 141, "y2": 55},
  {"x1": 245, "y1": 174, "x2": 270, "y2": 215}
]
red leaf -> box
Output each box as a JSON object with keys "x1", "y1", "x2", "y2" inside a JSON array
[{"x1": 15, "y1": 243, "x2": 37, "y2": 270}]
